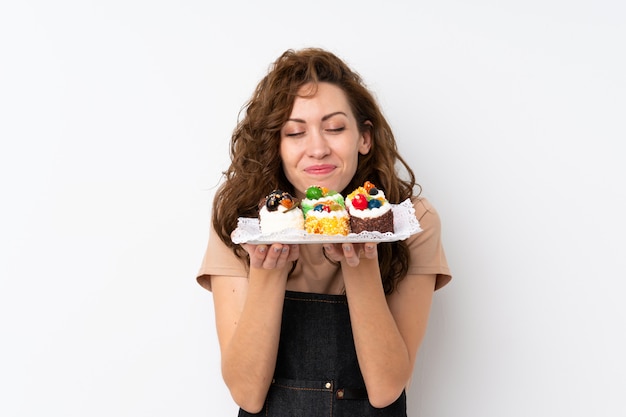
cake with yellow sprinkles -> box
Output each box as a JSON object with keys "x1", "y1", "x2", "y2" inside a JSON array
[
  {"x1": 345, "y1": 181, "x2": 394, "y2": 234},
  {"x1": 301, "y1": 185, "x2": 350, "y2": 236}
]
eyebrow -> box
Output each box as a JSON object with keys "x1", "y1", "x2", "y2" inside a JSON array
[{"x1": 286, "y1": 111, "x2": 348, "y2": 123}]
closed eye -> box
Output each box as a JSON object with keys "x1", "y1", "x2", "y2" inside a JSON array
[{"x1": 326, "y1": 127, "x2": 345, "y2": 133}]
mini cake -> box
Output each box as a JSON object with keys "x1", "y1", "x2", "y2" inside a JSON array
[
  {"x1": 258, "y1": 190, "x2": 304, "y2": 235},
  {"x1": 301, "y1": 186, "x2": 350, "y2": 236},
  {"x1": 345, "y1": 181, "x2": 394, "y2": 234}
]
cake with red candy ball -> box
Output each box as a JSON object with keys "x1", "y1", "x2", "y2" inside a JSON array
[
  {"x1": 301, "y1": 186, "x2": 350, "y2": 236},
  {"x1": 258, "y1": 190, "x2": 304, "y2": 235},
  {"x1": 345, "y1": 181, "x2": 394, "y2": 234}
]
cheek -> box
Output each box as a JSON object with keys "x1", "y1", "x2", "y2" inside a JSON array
[
  {"x1": 279, "y1": 142, "x2": 293, "y2": 166},
  {"x1": 279, "y1": 142, "x2": 300, "y2": 179},
  {"x1": 342, "y1": 142, "x2": 361, "y2": 166}
]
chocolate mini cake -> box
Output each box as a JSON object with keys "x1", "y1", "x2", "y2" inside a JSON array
[
  {"x1": 345, "y1": 181, "x2": 394, "y2": 234},
  {"x1": 349, "y1": 208, "x2": 394, "y2": 234}
]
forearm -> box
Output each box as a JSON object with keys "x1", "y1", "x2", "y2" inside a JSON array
[
  {"x1": 342, "y1": 259, "x2": 412, "y2": 407},
  {"x1": 220, "y1": 268, "x2": 287, "y2": 411}
]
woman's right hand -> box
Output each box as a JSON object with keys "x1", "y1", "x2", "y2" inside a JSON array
[{"x1": 243, "y1": 243, "x2": 300, "y2": 271}]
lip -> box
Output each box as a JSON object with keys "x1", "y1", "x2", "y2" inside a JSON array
[{"x1": 304, "y1": 164, "x2": 336, "y2": 175}]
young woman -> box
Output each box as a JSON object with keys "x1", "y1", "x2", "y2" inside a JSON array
[{"x1": 197, "y1": 48, "x2": 451, "y2": 416}]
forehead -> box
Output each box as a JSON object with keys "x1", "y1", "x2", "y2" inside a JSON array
[{"x1": 292, "y1": 82, "x2": 352, "y2": 114}]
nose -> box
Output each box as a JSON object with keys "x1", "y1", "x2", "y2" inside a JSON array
[{"x1": 306, "y1": 128, "x2": 331, "y2": 159}]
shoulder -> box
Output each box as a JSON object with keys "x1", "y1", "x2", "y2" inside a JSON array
[
  {"x1": 406, "y1": 195, "x2": 452, "y2": 290},
  {"x1": 196, "y1": 224, "x2": 248, "y2": 291},
  {"x1": 411, "y1": 196, "x2": 442, "y2": 231}
]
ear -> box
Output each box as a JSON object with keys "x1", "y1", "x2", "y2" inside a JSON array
[{"x1": 358, "y1": 121, "x2": 373, "y2": 155}]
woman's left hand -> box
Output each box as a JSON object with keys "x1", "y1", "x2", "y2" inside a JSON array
[{"x1": 322, "y1": 242, "x2": 378, "y2": 267}]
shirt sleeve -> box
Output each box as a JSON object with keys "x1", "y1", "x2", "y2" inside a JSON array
[
  {"x1": 196, "y1": 224, "x2": 248, "y2": 291},
  {"x1": 406, "y1": 197, "x2": 452, "y2": 290}
]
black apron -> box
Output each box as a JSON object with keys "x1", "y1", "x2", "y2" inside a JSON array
[{"x1": 238, "y1": 290, "x2": 407, "y2": 416}]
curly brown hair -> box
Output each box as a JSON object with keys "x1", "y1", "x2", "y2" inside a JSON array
[{"x1": 212, "y1": 47, "x2": 420, "y2": 294}]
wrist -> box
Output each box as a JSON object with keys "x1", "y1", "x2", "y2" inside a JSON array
[
  {"x1": 341, "y1": 258, "x2": 381, "y2": 287},
  {"x1": 248, "y1": 262, "x2": 292, "y2": 285}
]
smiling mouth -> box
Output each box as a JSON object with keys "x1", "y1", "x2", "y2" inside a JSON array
[{"x1": 304, "y1": 165, "x2": 335, "y2": 175}]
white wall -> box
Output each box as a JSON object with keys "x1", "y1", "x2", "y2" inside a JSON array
[{"x1": 1, "y1": 1, "x2": 624, "y2": 416}]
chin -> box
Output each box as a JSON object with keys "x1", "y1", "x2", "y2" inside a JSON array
[{"x1": 292, "y1": 175, "x2": 349, "y2": 195}]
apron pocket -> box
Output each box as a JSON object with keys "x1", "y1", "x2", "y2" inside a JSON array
[{"x1": 265, "y1": 377, "x2": 334, "y2": 416}]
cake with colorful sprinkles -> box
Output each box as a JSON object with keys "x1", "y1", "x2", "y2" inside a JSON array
[
  {"x1": 301, "y1": 186, "x2": 350, "y2": 236},
  {"x1": 345, "y1": 181, "x2": 394, "y2": 234},
  {"x1": 258, "y1": 190, "x2": 304, "y2": 235}
]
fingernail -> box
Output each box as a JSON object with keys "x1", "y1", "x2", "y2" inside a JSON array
[
  {"x1": 259, "y1": 246, "x2": 266, "y2": 253},
  {"x1": 282, "y1": 247, "x2": 289, "y2": 253},
  {"x1": 343, "y1": 245, "x2": 351, "y2": 252}
]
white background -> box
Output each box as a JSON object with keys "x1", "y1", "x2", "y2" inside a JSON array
[{"x1": 1, "y1": 1, "x2": 625, "y2": 416}]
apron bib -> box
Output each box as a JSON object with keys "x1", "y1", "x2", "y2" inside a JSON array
[{"x1": 238, "y1": 291, "x2": 406, "y2": 416}]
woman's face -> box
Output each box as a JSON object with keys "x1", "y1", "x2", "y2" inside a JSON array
[{"x1": 279, "y1": 82, "x2": 371, "y2": 199}]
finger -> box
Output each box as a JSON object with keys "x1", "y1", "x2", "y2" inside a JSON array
[
  {"x1": 323, "y1": 244, "x2": 342, "y2": 262},
  {"x1": 248, "y1": 244, "x2": 268, "y2": 269},
  {"x1": 363, "y1": 243, "x2": 378, "y2": 259},
  {"x1": 273, "y1": 244, "x2": 292, "y2": 269},
  {"x1": 262, "y1": 243, "x2": 289, "y2": 269},
  {"x1": 342, "y1": 243, "x2": 360, "y2": 267},
  {"x1": 287, "y1": 244, "x2": 300, "y2": 262}
]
